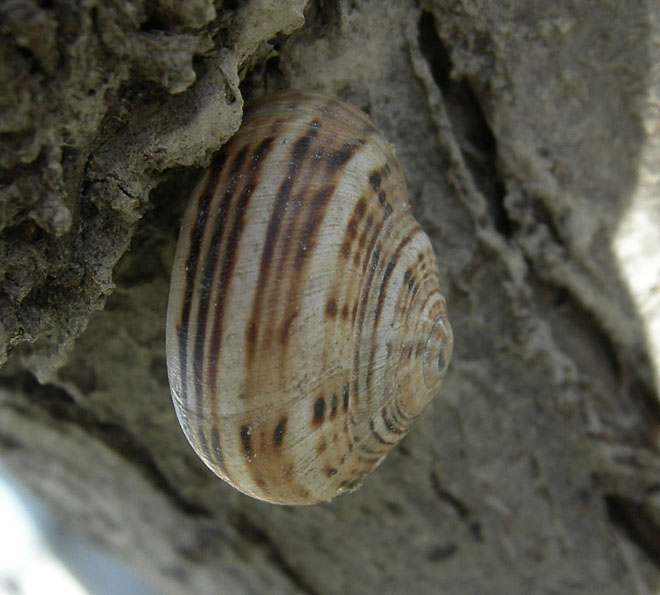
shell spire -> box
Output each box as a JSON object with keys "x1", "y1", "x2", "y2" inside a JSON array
[{"x1": 166, "y1": 91, "x2": 452, "y2": 504}]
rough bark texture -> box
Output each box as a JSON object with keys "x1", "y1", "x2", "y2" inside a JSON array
[{"x1": 1, "y1": 1, "x2": 660, "y2": 593}]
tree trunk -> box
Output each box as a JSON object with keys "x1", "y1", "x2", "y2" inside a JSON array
[{"x1": 1, "y1": 1, "x2": 660, "y2": 593}]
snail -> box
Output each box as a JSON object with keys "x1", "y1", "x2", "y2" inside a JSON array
[{"x1": 165, "y1": 90, "x2": 452, "y2": 505}]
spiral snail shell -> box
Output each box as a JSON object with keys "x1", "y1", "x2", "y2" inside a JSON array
[{"x1": 166, "y1": 91, "x2": 452, "y2": 505}]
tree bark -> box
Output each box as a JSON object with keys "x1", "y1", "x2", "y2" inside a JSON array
[{"x1": 1, "y1": 1, "x2": 660, "y2": 593}]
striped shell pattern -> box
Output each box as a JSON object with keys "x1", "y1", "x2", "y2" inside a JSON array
[{"x1": 166, "y1": 91, "x2": 452, "y2": 505}]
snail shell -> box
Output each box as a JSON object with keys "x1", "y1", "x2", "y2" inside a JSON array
[{"x1": 166, "y1": 91, "x2": 452, "y2": 505}]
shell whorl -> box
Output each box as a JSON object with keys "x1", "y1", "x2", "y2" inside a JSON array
[{"x1": 166, "y1": 91, "x2": 452, "y2": 505}]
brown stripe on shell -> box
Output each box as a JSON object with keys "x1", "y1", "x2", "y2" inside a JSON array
[
  {"x1": 364, "y1": 223, "x2": 421, "y2": 404},
  {"x1": 199, "y1": 139, "x2": 274, "y2": 429},
  {"x1": 378, "y1": 189, "x2": 393, "y2": 219},
  {"x1": 351, "y1": 240, "x2": 381, "y2": 409},
  {"x1": 269, "y1": 130, "x2": 329, "y2": 344},
  {"x1": 382, "y1": 408, "x2": 406, "y2": 434},
  {"x1": 182, "y1": 150, "x2": 253, "y2": 470},
  {"x1": 275, "y1": 183, "x2": 338, "y2": 345},
  {"x1": 240, "y1": 425, "x2": 252, "y2": 459},
  {"x1": 274, "y1": 183, "x2": 339, "y2": 349},
  {"x1": 369, "y1": 170, "x2": 382, "y2": 190},
  {"x1": 326, "y1": 298, "x2": 338, "y2": 318},
  {"x1": 326, "y1": 143, "x2": 359, "y2": 173},
  {"x1": 347, "y1": 239, "x2": 379, "y2": 423},
  {"x1": 313, "y1": 396, "x2": 326, "y2": 426},
  {"x1": 176, "y1": 150, "x2": 233, "y2": 413},
  {"x1": 195, "y1": 426, "x2": 211, "y2": 465},
  {"x1": 245, "y1": 128, "x2": 319, "y2": 362},
  {"x1": 347, "y1": 196, "x2": 390, "y2": 407},
  {"x1": 246, "y1": 112, "x2": 368, "y2": 366},
  {"x1": 270, "y1": 149, "x2": 367, "y2": 357},
  {"x1": 210, "y1": 425, "x2": 228, "y2": 474},
  {"x1": 273, "y1": 417, "x2": 288, "y2": 446},
  {"x1": 368, "y1": 418, "x2": 397, "y2": 446},
  {"x1": 330, "y1": 393, "x2": 339, "y2": 418},
  {"x1": 359, "y1": 201, "x2": 412, "y2": 357},
  {"x1": 364, "y1": 244, "x2": 408, "y2": 404},
  {"x1": 374, "y1": 230, "x2": 417, "y2": 326},
  {"x1": 337, "y1": 194, "x2": 367, "y2": 260},
  {"x1": 296, "y1": 184, "x2": 336, "y2": 265},
  {"x1": 363, "y1": 245, "x2": 385, "y2": 402}
]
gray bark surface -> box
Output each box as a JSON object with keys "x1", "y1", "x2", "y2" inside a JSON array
[{"x1": 1, "y1": 1, "x2": 660, "y2": 593}]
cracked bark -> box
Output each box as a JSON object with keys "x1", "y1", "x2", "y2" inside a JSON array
[{"x1": 1, "y1": 1, "x2": 660, "y2": 593}]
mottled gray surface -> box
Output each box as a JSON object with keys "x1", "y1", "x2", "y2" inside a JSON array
[{"x1": 1, "y1": 1, "x2": 660, "y2": 593}]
